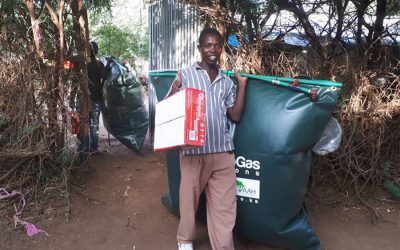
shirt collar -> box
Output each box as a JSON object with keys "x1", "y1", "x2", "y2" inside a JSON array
[{"x1": 192, "y1": 62, "x2": 227, "y2": 80}]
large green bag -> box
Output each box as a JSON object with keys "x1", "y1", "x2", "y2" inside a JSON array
[
  {"x1": 148, "y1": 70, "x2": 341, "y2": 250},
  {"x1": 101, "y1": 58, "x2": 149, "y2": 152}
]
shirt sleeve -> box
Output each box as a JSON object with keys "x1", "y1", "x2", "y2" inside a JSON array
[
  {"x1": 164, "y1": 69, "x2": 187, "y2": 98},
  {"x1": 225, "y1": 78, "x2": 237, "y2": 108},
  {"x1": 181, "y1": 69, "x2": 187, "y2": 89}
]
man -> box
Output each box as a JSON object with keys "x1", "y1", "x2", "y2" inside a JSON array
[
  {"x1": 87, "y1": 41, "x2": 105, "y2": 153},
  {"x1": 75, "y1": 41, "x2": 105, "y2": 163},
  {"x1": 168, "y1": 28, "x2": 248, "y2": 250}
]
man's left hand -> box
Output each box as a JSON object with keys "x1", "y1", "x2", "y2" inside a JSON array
[{"x1": 234, "y1": 70, "x2": 248, "y2": 87}]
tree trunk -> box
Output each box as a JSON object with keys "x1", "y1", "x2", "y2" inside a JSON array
[
  {"x1": 355, "y1": 0, "x2": 372, "y2": 57},
  {"x1": 25, "y1": 0, "x2": 43, "y2": 57},
  {"x1": 333, "y1": 0, "x2": 349, "y2": 43},
  {"x1": 69, "y1": 0, "x2": 91, "y2": 163},
  {"x1": 45, "y1": 0, "x2": 67, "y2": 150},
  {"x1": 278, "y1": 0, "x2": 327, "y2": 76},
  {"x1": 215, "y1": 0, "x2": 228, "y2": 69},
  {"x1": 368, "y1": 0, "x2": 387, "y2": 68},
  {"x1": 27, "y1": 0, "x2": 60, "y2": 149},
  {"x1": 58, "y1": 0, "x2": 66, "y2": 149}
]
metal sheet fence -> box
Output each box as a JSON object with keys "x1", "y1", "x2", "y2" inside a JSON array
[{"x1": 148, "y1": 0, "x2": 201, "y2": 70}]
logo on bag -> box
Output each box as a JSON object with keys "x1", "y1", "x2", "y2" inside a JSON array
[
  {"x1": 235, "y1": 156, "x2": 260, "y2": 176},
  {"x1": 236, "y1": 180, "x2": 245, "y2": 190},
  {"x1": 236, "y1": 178, "x2": 260, "y2": 200}
]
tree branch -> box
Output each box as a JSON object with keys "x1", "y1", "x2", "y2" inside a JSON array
[{"x1": 45, "y1": 0, "x2": 60, "y2": 28}]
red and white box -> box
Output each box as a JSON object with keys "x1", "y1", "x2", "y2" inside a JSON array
[{"x1": 154, "y1": 88, "x2": 206, "y2": 152}]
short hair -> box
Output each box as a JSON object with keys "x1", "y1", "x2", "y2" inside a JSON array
[
  {"x1": 198, "y1": 28, "x2": 223, "y2": 46},
  {"x1": 90, "y1": 41, "x2": 99, "y2": 56}
]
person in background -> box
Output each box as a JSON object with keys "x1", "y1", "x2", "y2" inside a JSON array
[
  {"x1": 139, "y1": 75, "x2": 147, "y2": 90},
  {"x1": 167, "y1": 27, "x2": 248, "y2": 250},
  {"x1": 123, "y1": 60, "x2": 133, "y2": 72},
  {"x1": 86, "y1": 41, "x2": 105, "y2": 153}
]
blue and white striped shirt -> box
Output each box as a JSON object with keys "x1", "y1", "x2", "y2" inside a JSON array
[{"x1": 177, "y1": 62, "x2": 237, "y2": 155}]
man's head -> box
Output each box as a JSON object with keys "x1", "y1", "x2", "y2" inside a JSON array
[
  {"x1": 198, "y1": 28, "x2": 223, "y2": 66},
  {"x1": 90, "y1": 41, "x2": 99, "y2": 56}
]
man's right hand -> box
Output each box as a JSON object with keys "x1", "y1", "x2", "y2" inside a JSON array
[{"x1": 171, "y1": 70, "x2": 182, "y2": 94}]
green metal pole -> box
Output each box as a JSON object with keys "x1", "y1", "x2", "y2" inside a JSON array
[
  {"x1": 148, "y1": 70, "x2": 342, "y2": 88},
  {"x1": 221, "y1": 70, "x2": 343, "y2": 88}
]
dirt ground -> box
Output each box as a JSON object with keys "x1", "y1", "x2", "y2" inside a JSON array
[{"x1": 1, "y1": 127, "x2": 399, "y2": 250}]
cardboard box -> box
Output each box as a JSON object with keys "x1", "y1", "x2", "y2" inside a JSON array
[{"x1": 154, "y1": 88, "x2": 206, "y2": 152}]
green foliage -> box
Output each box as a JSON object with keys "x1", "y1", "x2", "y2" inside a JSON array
[
  {"x1": 10, "y1": 123, "x2": 41, "y2": 148},
  {"x1": 381, "y1": 160, "x2": 393, "y2": 173},
  {"x1": 0, "y1": 115, "x2": 8, "y2": 131},
  {"x1": 56, "y1": 140, "x2": 76, "y2": 167},
  {"x1": 93, "y1": 24, "x2": 148, "y2": 60},
  {"x1": 86, "y1": 0, "x2": 112, "y2": 11},
  {"x1": 1, "y1": 0, "x2": 20, "y2": 13},
  {"x1": 0, "y1": 1, "x2": 28, "y2": 50},
  {"x1": 88, "y1": 6, "x2": 113, "y2": 28},
  {"x1": 387, "y1": 0, "x2": 400, "y2": 15},
  {"x1": 383, "y1": 180, "x2": 400, "y2": 200}
]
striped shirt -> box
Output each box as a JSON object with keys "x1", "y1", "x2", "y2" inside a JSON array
[{"x1": 177, "y1": 62, "x2": 237, "y2": 155}]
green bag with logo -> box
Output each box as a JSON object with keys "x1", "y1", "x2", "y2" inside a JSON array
[{"x1": 148, "y1": 70, "x2": 341, "y2": 250}]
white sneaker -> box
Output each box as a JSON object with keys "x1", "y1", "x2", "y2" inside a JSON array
[{"x1": 178, "y1": 242, "x2": 194, "y2": 250}]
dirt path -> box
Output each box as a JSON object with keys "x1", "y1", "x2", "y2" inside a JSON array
[{"x1": 1, "y1": 130, "x2": 399, "y2": 250}]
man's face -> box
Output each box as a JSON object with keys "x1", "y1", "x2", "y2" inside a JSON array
[{"x1": 198, "y1": 34, "x2": 223, "y2": 66}]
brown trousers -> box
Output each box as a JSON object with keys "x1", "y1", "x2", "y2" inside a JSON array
[{"x1": 177, "y1": 152, "x2": 236, "y2": 250}]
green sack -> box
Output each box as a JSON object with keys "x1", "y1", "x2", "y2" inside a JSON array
[
  {"x1": 149, "y1": 71, "x2": 341, "y2": 250},
  {"x1": 101, "y1": 58, "x2": 149, "y2": 152}
]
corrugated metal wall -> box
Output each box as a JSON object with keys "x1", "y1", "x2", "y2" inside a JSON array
[{"x1": 148, "y1": 0, "x2": 201, "y2": 70}]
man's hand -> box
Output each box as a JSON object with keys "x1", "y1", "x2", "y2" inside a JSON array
[
  {"x1": 234, "y1": 70, "x2": 248, "y2": 88},
  {"x1": 310, "y1": 89, "x2": 318, "y2": 101},
  {"x1": 171, "y1": 70, "x2": 182, "y2": 93}
]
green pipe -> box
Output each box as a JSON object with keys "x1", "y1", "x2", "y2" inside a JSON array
[
  {"x1": 222, "y1": 70, "x2": 343, "y2": 88},
  {"x1": 248, "y1": 75, "x2": 314, "y2": 94},
  {"x1": 148, "y1": 70, "x2": 314, "y2": 92},
  {"x1": 148, "y1": 70, "x2": 342, "y2": 88},
  {"x1": 148, "y1": 70, "x2": 317, "y2": 100},
  {"x1": 148, "y1": 72, "x2": 177, "y2": 77}
]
